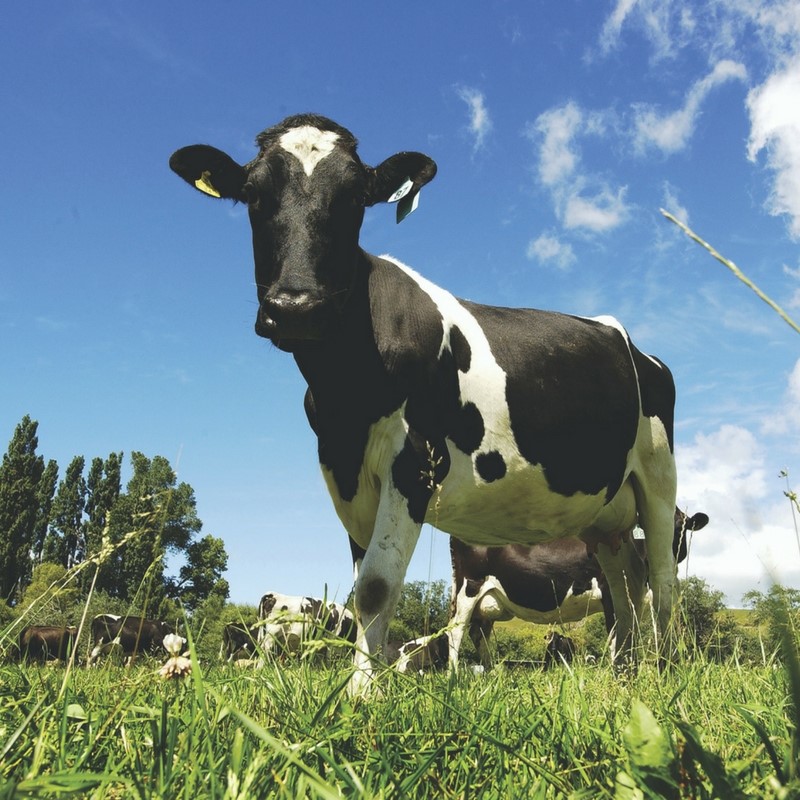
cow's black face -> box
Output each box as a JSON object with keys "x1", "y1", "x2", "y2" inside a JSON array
[
  {"x1": 170, "y1": 114, "x2": 437, "y2": 351},
  {"x1": 246, "y1": 126, "x2": 368, "y2": 349}
]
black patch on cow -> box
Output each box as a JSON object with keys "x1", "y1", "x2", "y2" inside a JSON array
[
  {"x1": 446, "y1": 401, "x2": 484, "y2": 455},
  {"x1": 476, "y1": 451, "x2": 506, "y2": 483},
  {"x1": 466, "y1": 304, "x2": 641, "y2": 499},
  {"x1": 358, "y1": 576, "x2": 388, "y2": 617},
  {"x1": 449, "y1": 325, "x2": 471, "y2": 372},
  {"x1": 391, "y1": 429, "x2": 441, "y2": 524}
]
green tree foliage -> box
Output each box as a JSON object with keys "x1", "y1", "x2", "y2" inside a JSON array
[
  {"x1": 32, "y1": 459, "x2": 58, "y2": 564},
  {"x1": 98, "y1": 452, "x2": 202, "y2": 609},
  {"x1": 43, "y1": 455, "x2": 86, "y2": 569},
  {"x1": 0, "y1": 416, "x2": 48, "y2": 602},
  {"x1": 743, "y1": 584, "x2": 800, "y2": 655},
  {"x1": 80, "y1": 453, "x2": 122, "y2": 594},
  {"x1": 166, "y1": 534, "x2": 229, "y2": 613},
  {"x1": 18, "y1": 561, "x2": 79, "y2": 624},
  {"x1": 678, "y1": 576, "x2": 738, "y2": 660},
  {"x1": 390, "y1": 580, "x2": 449, "y2": 641}
]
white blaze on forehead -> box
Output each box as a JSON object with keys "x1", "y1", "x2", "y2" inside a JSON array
[{"x1": 279, "y1": 126, "x2": 339, "y2": 176}]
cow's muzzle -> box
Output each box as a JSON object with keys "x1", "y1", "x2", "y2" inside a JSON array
[{"x1": 256, "y1": 292, "x2": 332, "y2": 346}]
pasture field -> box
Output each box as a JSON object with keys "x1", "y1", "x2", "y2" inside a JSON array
[{"x1": 1, "y1": 646, "x2": 798, "y2": 799}]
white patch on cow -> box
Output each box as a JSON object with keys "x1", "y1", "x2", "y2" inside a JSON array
[
  {"x1": 476, "y1": 577, "x2": 604, "y2": 625},
  {"x1": 279, "y1": 126, "x2": 339, "y2": 176}
]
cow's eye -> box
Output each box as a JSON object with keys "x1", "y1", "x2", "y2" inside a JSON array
[{"x1": 242, "y1": 183, "x2": 260, "y2": 208}]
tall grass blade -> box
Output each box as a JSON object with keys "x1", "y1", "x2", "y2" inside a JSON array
[{"x1": 660, "y1": 208, "x2": 800, "y2": 336}]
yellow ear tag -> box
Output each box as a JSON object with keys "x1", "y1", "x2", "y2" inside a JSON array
[{"x1": 194, "y1": 171, "x2": 221, "y2": 198}]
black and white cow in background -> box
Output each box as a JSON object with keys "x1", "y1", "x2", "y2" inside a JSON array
[
  {"x1": 170, "y1": 113, "x2": 678, "y2": 694},
  {"x1": 87, "y1": 614, "x2": 175, "y2": 666},
  {"x1": 18, "y1": 625, "x2": 78, "y2": 664},
  {"x1": 257, "y1": 592, "x2": 357, "y2": 660},
  {"x1": 448, "y1": 508, "x2": 709, "y2": 669},
  {"x1": 388, "y1": 633, "x2": 450, "y2": 674},
  {"x1": 543, "y1": 632, "x2": 576, "y2": 670},
  {"x1": 220, "y1": 621, "x2": 260, "y2": 663}
]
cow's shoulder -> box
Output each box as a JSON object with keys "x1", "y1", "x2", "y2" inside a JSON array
[{"x1": 366, "y1": 255, "x2": 447, "y2": 378}]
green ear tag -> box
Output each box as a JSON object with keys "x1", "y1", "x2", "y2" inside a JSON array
[
  {"x1": 396, "y1": 190, "x2": 420, "y2": 223},
  {"x1": 387, "y1": 177, "x2": 420, "y2": 224},
  {"x1": 195, "y1": 170, "x2": 221, "y2": 198}
]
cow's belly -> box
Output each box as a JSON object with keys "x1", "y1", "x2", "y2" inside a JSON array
[
  {"x1": 322, "y1": 407, "x2": 636, "y2": 550},
  {"x1": 477, "y1": 580, "x2": 604, "y2": 625},
  {"x1": 428, "y1": 444, "x2": 611, "y2": 545}
]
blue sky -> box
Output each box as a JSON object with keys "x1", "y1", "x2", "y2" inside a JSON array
[{"x1": 3, "y1": 1, "x2": 800, "y2": 608}]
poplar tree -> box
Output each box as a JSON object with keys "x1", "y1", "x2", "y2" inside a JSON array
[
  {"x1": 82, "y1": 453, "x2": 122, "y2": 594},
  {"x1": 0, "y1": 416, "x2": 46, "y2": 601},
  {"x1": 43, "y1": 455, "x2": 87, "y2": 569}
]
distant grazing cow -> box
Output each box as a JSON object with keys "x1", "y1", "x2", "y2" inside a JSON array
[
  {"x1": 448, "y1": 509, "x2": 709, "y2": 668},
  {"x1": 170, "y1": 113, "x2": 678, "y2": 694},
  {"x1": 390, "y1": 633, "x2": 449, "y2": 674},
  {"x1": 543, "y1": 632, "x2": 576, "y2": 670},
  {"x1": 220, "y1": 622, "x2": 260, "y2": 663},
  {"x1": 87, "y1": 614, "x2": 174, "y2": 666},
  {"x1": 18, "y1": 625, "x2": 78, "y2": 664},
  {"x1": 257, "y1": 593, "x2": 356, "y2": 660}
]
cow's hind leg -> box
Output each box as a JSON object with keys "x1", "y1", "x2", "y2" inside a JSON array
[
  {"x1": 594, "y1": 539, "x2": 648, "y2": 663},
  {"x1": 632, "y1": 424, "x2": 679, "y2": 664}
]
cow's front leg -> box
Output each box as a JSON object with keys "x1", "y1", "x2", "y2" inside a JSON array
[{"x1": 349, "y1": 495, "x2": 423, "y2": 696}]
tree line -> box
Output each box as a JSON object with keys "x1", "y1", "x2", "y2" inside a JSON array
[{"x1": 0, "y1": 415, "x2": 229, "y2": 622}]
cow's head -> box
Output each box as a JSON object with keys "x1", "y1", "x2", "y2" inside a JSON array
[
  {"x1": 673, "y1": 510, "x2": 709, "y2": 563},
  {"x1": 170, "y1": 114, "x2": 437, "y2": 350}
]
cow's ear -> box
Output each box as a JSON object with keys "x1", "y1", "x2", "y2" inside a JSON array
[
  {"x1": 366, "y1": 151, "x2": 437, "y2": 210},
  {"x1": 169, "y1": 145, "x2": 248, "y2": 200},
  {"x1": 688, "y1": 512, "x2": 709, "y2": 531}
]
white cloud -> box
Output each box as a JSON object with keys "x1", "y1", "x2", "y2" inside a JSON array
[
  {"x1": 747, "y1": 56, "x2": 800, "y2": 240},
  {"x1": 532, "y1": 102, "x2": 583, "y2": 186},
  {"x1": 633, "y1": 60, "x2": 747, "y2": 154},
  {"x1": 597, "y1": 0, "x2": 695, "y2": 60},
  {"x1": 761, "y1": 357, "x2": 800, "y2": 437},
  {"x1": 563, "y1": 187, "x2": 630, "y2": 232},
  {"x1": 675, "y1": 423, "x2": 800, "y2": 603},
  {"x1": 529, "y1": 102, "x2": 631, "y2": 235},
  {"x1": 526, "y1": 232, "x2": 576, "y2": 269},
  {"x1": 456, "y1": 86, "x2": 492, "y2": 152},
  {"x1": 599, "y1": 0, "x2": 640, "y2": 54},
  {"x1": 662, "y1": 182, "x2": 689, "y2": 225}
]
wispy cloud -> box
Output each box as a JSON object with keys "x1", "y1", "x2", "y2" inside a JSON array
[
  {"x1": 747, "y1": 55, "x2": 800, "y2": 239},
  {"x1": 528, "y1": 102, "x2": 630, "y2": 234},
  {"x1": 597, "y1": 0, "x2": 696, "y2": 60},
  {"x1": 662, "y1": 182, "x2": 689, "y2": 225},
  {"x1": 526, "y1": 232, "x2": 576, "y2": 269},
  {"x1": 456, "y1": 86, "x2": 492, "y2": 152},
  {"x1": 632, "y1": 60, "x2": 747, "y2": 154}
]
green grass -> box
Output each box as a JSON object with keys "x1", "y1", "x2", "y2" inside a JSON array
[{"x1": 1, "y1": 649, "x2": 797, "y2": 798}]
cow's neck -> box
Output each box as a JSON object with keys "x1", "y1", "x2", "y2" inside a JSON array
[{"x1": 288, "y1": 251, "x2": 408, "y2": 501}]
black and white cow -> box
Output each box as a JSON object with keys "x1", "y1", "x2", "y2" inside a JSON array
[
  {"x1": 18, "y1": 625, "x2": 78, "y2": 664},
  {"x1": 389, "y1": 633, "x2": 450, "y2": 674},
  {"x1": 543, "y1": 631, "x2": 576, "y2": 670},
  {"x1": 448, "y1": 508, "x2": 709, "y2": 668},
  {"x1": 257, "y1": 592, "x2": 357, "y2": 660},
  {"x1": 87, "y1": 614, "x2": 175, "y2": 666},
  {"x1": 220, "y1": 622, "x2": 260, "y2": 663},
  {"x1": 170, "y1": 113, "x2": 678, "y2": 694}
]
